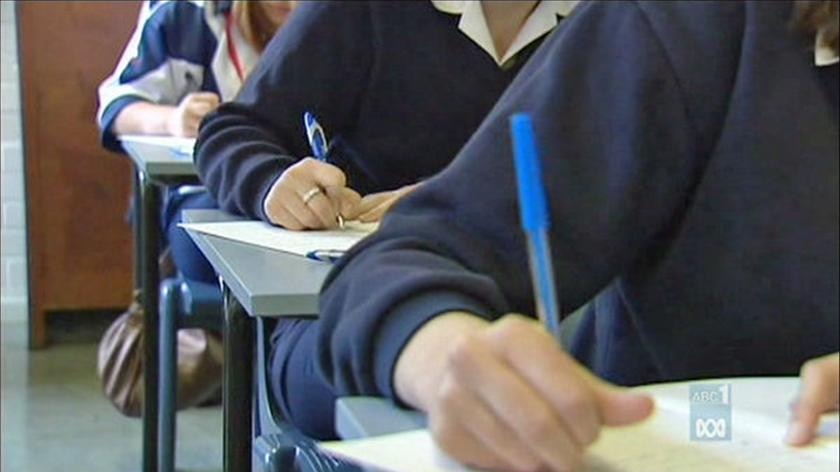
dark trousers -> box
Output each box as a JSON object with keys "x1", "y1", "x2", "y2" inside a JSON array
[
  {"x1": 163, "y1": 188, "x2": 218, "y2": 284},
  {"x1": 269, "y1": 319, "x2": 337, "y2": 440}
]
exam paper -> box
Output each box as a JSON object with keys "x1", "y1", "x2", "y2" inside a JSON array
[
  {"x1": 319, "y1": 378, "x2": 839, "y2": 472},
  {"x1": 179, "y1": 220, "x2": 377, "y2": 257},
  {"x1": 118, "y1": 134, "x2": 196, "y2": 157}
]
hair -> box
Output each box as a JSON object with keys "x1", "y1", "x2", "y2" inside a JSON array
[
  {"x1": 792, "y1": 0, "x2": 839, "y2": 54},
  {"x1": 235, "y1": 1, "x2": 287, "y2": 53}
]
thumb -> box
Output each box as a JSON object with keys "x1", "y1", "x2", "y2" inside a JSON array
[{"x1": 594, "y1": 383, "x2": 654, "y2": 427}]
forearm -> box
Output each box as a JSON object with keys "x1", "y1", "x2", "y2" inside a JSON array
[
  {"x1": 112, "y1": 101, "x2": 177, "y2": 136},
  {"x1": 195, "y1": 104, "x2": 296, "y2": 219},
  {"x1": 394, "y1": 311, "x2": 489, "y2": 411}
]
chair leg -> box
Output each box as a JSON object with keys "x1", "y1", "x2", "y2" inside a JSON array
[{"x1": 159, "y1": 280, "x2": 179, "y2": 472}]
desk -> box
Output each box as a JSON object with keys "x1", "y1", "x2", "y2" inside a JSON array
[
  {"x1": 335, "y1": 397, "x2": 426, "y2": 440},
  {"x1": 182, "y1": 209, "x2": 332, "y2": 472},
  {"x1": 120, "y1": 138, "x2": 199, "y2": 472}
]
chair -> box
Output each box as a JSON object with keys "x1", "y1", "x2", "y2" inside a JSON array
[
  {"x1": 252, "y1": 317, "x2": 359, "y2": 472},
  {"x1": 158, "y1": 277, "x2": 224, "y2": 472}
]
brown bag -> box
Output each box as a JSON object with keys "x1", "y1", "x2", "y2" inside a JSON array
[{"x1": 97, "y1": 289, "x2": 224, "y2": 417}]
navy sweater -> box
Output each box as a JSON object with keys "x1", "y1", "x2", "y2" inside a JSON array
[
  {"x1": 318, "y1": 0, "x2": 839, "y2": 400},
  {"x1": 194, "y1": 1, "x2": 548, "y2": 219}
]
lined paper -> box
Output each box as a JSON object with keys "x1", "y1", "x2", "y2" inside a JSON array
[{"x1": 320, "y1": 377, "x2": 839, "y2": 472}]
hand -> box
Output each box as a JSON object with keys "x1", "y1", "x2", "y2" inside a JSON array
[
  {"x1": 263, "y1": 157, "x2": 361, "y2": 230},
  {"x1": 357, "y1": 183, "x2": 420, "y2": 223},
  {"x1": 167, "y1": 92, "x2": 220, "y2": 137},
  {"x1": 786, "y1": 352, "x2": 839, "y2": 446},
  {"x1": 395, "y1": 313, "x2": 654, "y2": 472}
]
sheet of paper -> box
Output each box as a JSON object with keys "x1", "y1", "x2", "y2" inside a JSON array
[
  {"x1": 179, "y1": 220, "x2": 377, "y2": 257},
  {"x1": 118, "y1": 134, "x2": 196, "y2": 157},
  {"x1": 319, "y1": 377, "x2": 839, "y2": 472}
]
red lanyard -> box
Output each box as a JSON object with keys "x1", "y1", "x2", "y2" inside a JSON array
[{"x1": 225, "y1": 12, "x2": 246, "y2": 82}]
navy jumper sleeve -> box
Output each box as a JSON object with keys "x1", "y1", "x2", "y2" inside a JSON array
[
  {"x1": 194, "y1": 2, "x2": 373, "y2": 220},
  {"x1": 316, "y1": 1, "x2": 744, "y2": 400}
]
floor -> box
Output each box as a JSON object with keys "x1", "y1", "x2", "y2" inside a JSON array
[{"x1": 0, "y1": 319, "x2": 222, "y2": 472}]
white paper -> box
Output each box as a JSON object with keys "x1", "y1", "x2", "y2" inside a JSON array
[
  {"x1": 118, "y1": 134, "x2": 196, "y2": 157},
  {"x1": 179, "y1": 220, "x2": 377, "y2": 257},
  {"x1": 319, "y1": 378, "x2": 839, "y2": 472}
]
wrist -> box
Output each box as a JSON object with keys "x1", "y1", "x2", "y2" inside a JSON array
[{"x1": 393, "y1": 311, "x2": 488, "y2": 411}]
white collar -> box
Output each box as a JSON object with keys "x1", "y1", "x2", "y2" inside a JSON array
[
  {"x1": 431, "y1": 1, "x2": 578, "y2": 66},
  {"x1": 814, "y1": 28, "x2": 839, "y2": 67}
]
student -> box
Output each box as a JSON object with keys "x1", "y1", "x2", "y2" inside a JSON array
[
  {"x1": 317, "y1": 1, "x2": 839, "y2": 470},
  {"x1": 95, "y1": 0, "x2": 295, "y2": 415},
  {"x1": 194, "y1": 0, "x2": 578, "y2": 438},
  {"x1": 98, "y1": 0, "x2": 295, "y2": 285}
]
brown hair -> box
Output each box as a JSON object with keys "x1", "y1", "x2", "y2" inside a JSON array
[
  {"x1": 792, "y1": 0, "x2": 839, "y2": 54},
  {"x1": 235, "y1": 1, "x2": 289, "y2": 53}
]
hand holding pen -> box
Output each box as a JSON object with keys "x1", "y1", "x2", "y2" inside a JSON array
[{"x1": 261, "y1": 112, "x2": 360, "y2": 230}]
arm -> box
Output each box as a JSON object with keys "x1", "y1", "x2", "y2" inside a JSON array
[
  {"x1": 112, "y1": 93, "x2": 220, "y2": 137},
  {"x1": 317, "y1": 1, "x2": 740, "y2": 469},
  {"x1": 194, "y1": 2, "x2": 372, "y2": 221},
  {"x1": 96, "y1": 1, "x2": 217, "y2": 151},
  {"x1": 317, "y1": 0, "x2": 725, "y2": 401}
]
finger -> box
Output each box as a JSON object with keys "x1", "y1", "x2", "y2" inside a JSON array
[
  {"x1": 358, "y1": 192, "x2": 392, "y2": 214},
  {"x1": 305, "y1": 190, "x2": 341, "y2": 229},
  {"x1": 358, "y1": 197, "x2": 395, "y2": 223},
  {"x1": 485, "y1": 316, "x2": 601, "y2": 447},
  {"x1": 787, "y1": 355, "x2": 840, "y2": 446},
  {"x1": 592, "y1": 382, "x2": 655, "y2": 427},
  {"x1": 279, "y1": 182, "x2": 326, "y2": 230},
  {"x1": 434, "y1": 374, "x2": 543, "y2": 472},
  {"x1": 188, "y1": 102, "x2": 217, "y2": 119},
  {"x1": 428, "y1": 405, "x2": 519, "y2": 472},
  {"x1": 263, "y1": 187, "x2": 306, "y2": 230},
  {"x1": 330, "y1": 187, "x2": 361, "y2": 219},
  {"x1": 298, "y1": 158, "x2": 347, "y2": 189},
  {"x1": 449, "y1": 333, "x2": 582, "y2": 471},
  {"x1": 325, "y1": 187, "x2": 362, "y2": 217},
  {"x1": 492, "y1": 313, "x2": 654, "y2": 428}
]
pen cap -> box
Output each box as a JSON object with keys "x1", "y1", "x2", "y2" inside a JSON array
[{"x1": 510, "y1": 114, "x2": 550, "y2": 231}]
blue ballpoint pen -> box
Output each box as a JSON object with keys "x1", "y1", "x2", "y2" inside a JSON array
[
  {"x1": 303, "y1": 111, "x2": 344, "y2": 228},
  {"x1": 305, "y1": 249, "x2": 345, "y2": 263},
  {"x1": 510, "y1": 113, "x2": 562, "y2": 341}
]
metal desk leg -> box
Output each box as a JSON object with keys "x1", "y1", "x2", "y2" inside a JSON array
[
  {"x1": 223, "y1": 284, "x2": 254, "y2": 472},
  {"x1": 132, "y1": 170, "x2": 143, "y2": 289},
  {"x1": 140, "y1": 171, "x2": 161, "y2": 472}
]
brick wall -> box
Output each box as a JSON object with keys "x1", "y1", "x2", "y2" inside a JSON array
[{"x1": 1, "y1": 1, "x2": 28, "y2": 323}]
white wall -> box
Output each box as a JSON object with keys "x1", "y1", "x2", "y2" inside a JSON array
[{"x1": 1, "y1": 0, "x2": 28, "y2": 324}]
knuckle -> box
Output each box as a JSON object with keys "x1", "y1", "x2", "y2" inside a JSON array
[
  {"x1": 497, "y1": 315, "x2": 532, "y2": 337},
  {"x1": 447, "y1": 334, "x2": 482, "y2": 375}
]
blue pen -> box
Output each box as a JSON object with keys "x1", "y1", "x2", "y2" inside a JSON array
[
  {"x1": 304, "y1": 111, "x2": 329, "y2": 160},
  {"x1": 305, "y1": 249, "x2": 345, "y2": 263},
  {"x1": 303, "y1": 111, "x2": 344, "y2": 228},
  {"x1": 510, "y1": 113, "x2": 562, "y2": 341}
]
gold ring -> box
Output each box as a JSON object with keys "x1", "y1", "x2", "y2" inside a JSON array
[{"x1": 302, "y1": 187, "x2": 322, "y2": 205}]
